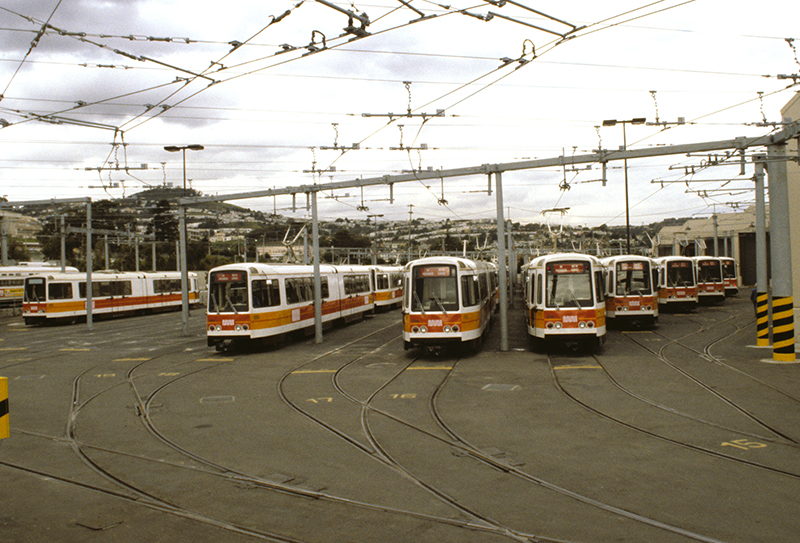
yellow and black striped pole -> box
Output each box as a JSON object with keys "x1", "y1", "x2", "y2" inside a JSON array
[
  {"x1": 0, "y1": 376, "x2": 8, "y2": 439},
  {"x1": 771, "y1": 296, "x2": 795, "y2": 362},
  {"x1": 756, "y1": 292, "x2": 770, "y2": 347},
  {"x1": 766, "y1": 143, "x2": 795, "y2": 362}
]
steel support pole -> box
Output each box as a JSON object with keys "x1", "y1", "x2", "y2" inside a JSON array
[
  {"x1": 86, "y1": 201, "x2": 93, "y2": 330},
  {"x1": 495, "y1": 171, "x2": 508, "y2": 352},
  {"x1": 712, "y1": 215, "x2": 719, "y2": 257},
  {"x1": 60, "y1": 216, "x2": 66, "y2": 272},
  {"x1": 179, "y1": 205, "x2": 189, "y2": 337},
  {"x1": 1, "y1": 217, "x2": 7, "y2": 266},
  {"x1": 754, "y1": 157, "x2": 769, "y2": 347},
  {"x1": 766, "y1": 144, "x2": 795, "y2": 361},
  {"x1": 311, "y1": 191, "x2": 323, "y2": 344}
]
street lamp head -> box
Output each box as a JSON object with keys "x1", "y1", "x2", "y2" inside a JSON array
[
  {"x1": 164, "y1": 144, "x2": 205, "y2": 152},
  {"x1": 602, "y1": 119, "x2": 617, "y2": 127},
  {"x1": 631, "y1": 117, "x2": 647, "y2": 125}
]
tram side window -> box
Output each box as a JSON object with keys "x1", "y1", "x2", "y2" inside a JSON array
[
  {"x1": 251, "y1": 279, "x2": 280, "y2": 308},
  {"x1": 536, "y1": 273, "x2": 543, "y2": 305},
  {"x1": 285, "y1": 277, "x2": 329, "y2": 304},
  {"x1": 344, "y1": 274, "x2": 370, "y2": 295},
  {"x1": 595, "y1": 271, "x2": 604, "y2": 303},
  {"x1": 78, "y1": 282, "x2": 104, "y2": 298},
  {"x1": 48, "y1": 282, "x2": 73, "y2": 300},
  {"x1": 376, "y1": 274, "x2": 389, "y2": 290},
  {"x1": 24, "y1": 279, "x2": 45, "y2": 302},
  {"x1": 478, "y1": 274, "x2": 488, "y2": 302},
  {"x1": 154, "y1": 279, "x2": 181, "y2": 293},
  {"x1": 392, "y1": 273, "x2": 403, "y2": 287},
  {"x1": 113, "y1": 281, "x2": 132, "y2": 296},
  {"x1": 461, "y1": 276, "x2": 478, "y2": 307}
]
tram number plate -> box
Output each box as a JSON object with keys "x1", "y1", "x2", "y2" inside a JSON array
[
  {"x1": 563, "y1": 315, "x2": 577, "y2": 323},
  {"x1": 428, "y1": 319, "x2": 443, "y2": 327},
  {"x1": 629, "y1": 300, "x2": 640, "y2": 307},
  {"x1": 222, "y1": 319, "x2": 235, "y2": 327}
]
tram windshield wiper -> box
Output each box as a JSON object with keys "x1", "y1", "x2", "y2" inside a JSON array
[
  {"x1": 224, "y1": 294, "x2": 239, "y2": 314},
  {"x1": 430, "y1": 291, "x2": 447, "y2": 314},
  {"x1": 566, "y1": 288, "x2": 581, "y2": 308},
  {"x1": 413, "y1": 290, "x2": 426, "y2": 314},
  {"x1": 210, "y1": 292, "x2": 220, "y2": 314}
]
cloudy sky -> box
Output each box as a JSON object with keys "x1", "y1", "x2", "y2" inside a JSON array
[{"x1": 1, "y1": 0, "x2": 798, "y2": 229}]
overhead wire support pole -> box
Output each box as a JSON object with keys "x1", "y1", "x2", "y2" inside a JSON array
[
  {"x1": 766, "y1": 142, "x2": 795, "y2": 362},
  {"x1": 311, "y1": 190, "x2": 323, "y2": 344},
  {"x1": 494, "y1": 170, "x2": 509, "y2": 352},
  {"x1": 753, "y1": 155, "x2": 769, "y2": 347}
]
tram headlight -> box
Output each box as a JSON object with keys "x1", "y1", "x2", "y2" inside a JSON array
[
  {"x1": 554, "y1": 322, "x2": 562, "y2": 330},
  {"x1": 443, "y1": 325, "x2": 452, "y2": 333},
  {"x1": 452, "y1": 325, "x2": 460, "y2": 333},
  {"x1": 420, "y1": 325, "x2": 428, "y2": 333},
  {"x1": 215, "y1": 325, "x2": 221, "y2": 332},
  {"x1": 587, "y1": 321, "x2": 595, "y2": 328},
  {"x1": 621, "y1": 306, "x2": 628, "y2": 312},
  {"x1": 208, "y1": 325, "x2": 215, "y2": 332},
  {"x1": 242, "y1": 324, "x2": 249, "y2": 331},
  {"x1": 235, "y1": 324, "x2": 242, "y2": 331},
  {"x1": 412, "y1": 326, "x2": 420, "y2": 334},
  {"x1": 546, "y1": 322, "x2": 554, "y2": 329},
  {"x1": 579, "y1": 321, "x2": 586, "y2": 329}
]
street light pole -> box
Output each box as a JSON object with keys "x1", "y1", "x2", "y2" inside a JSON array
[
  {"x1": 367, "y1": 214, "x2": 383, "y2": 265},
  {"x1": 164, "y1": 144, "x2": 204, "y2": 336},
  {"x1": 164, "y1": 144, "x2": 204, "y2": 195},
  {"x1": 602, "y1": 118, "x2": 645, "y2": 254}
]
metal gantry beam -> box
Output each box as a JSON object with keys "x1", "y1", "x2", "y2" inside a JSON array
[{"x1": 173, "y1": 124, "x2": 799, "y2": 350}]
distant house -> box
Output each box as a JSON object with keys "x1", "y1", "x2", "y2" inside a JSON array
[{"x1": 0, "y1": 209, "x2": 41, "y2": 238}]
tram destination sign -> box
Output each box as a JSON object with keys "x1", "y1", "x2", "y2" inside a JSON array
[{"x1": 417, "y1": 266, "x2": 452, "y2": 278}]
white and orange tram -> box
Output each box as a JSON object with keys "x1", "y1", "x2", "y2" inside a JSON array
[
  {"x1": 206, "y1": 263, "x2": 375, "y2": 350},
  {"x1": 654, "y1": 256, "x2": 698, "y2": 311},
  {"x1": 22, "y1": 270, "x2": 199, "y2": 324},
  {"x1": 522, "y1": 253, "x2": 606, "y2": 350},
  {"x1": 719, "y1": 256, "x2": 739, "y2": 297},
  {"x1": 402, "y1": 256, "x2": 497, "y2": 353},
  {"x1": 601, "y1": 255, "x2": 658, "y2": 327},
  {"x1": 1, "y1": 263, "x2": 78, "y2": 308},
  {"x1": 692, "y1": 256, "x2": 725, "y2": 303},
  {"x1": 371, "y1": 265, "x2": 403, "y2": 310}
]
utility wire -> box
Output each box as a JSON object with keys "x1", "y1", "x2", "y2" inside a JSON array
[{"x1": 0, "y1": 0, "x2": 63, "y2": 101}]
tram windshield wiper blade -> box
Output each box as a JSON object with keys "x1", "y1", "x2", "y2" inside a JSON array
[
  {"x1": 224, "y1": 294, "x2": 239, "y2": 314},
  {"x1": 413, "y1": 290, "x2": 425, "y2": 314},
  {"x1": 210, "y1": 292, "x2": 220, "y2": 314},
  {"x1": 430, "y1": 291, "x2": 447, "y2": 314}
]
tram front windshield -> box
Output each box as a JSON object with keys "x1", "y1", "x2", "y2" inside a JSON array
[
  {"x1": 722, "y1": 261, "x2": 735, "y2": 279},
  {"x1": 411, "y1": 265, "x2": 458, "y2": 312},
  {"x1": 24, "y1": 277, "x2": 46, "y2": 302},
  {"x1": 546, "y1": 262, "x2": 593, "y2": 308},
  {"x1": 697, "y1": 261, "x2": 722, "y2": 283},
  {"x1": 615, "y1": 261, "x2": 651, "y2": 295},
  {"x1": 667, "y1": 262, "x2": 694, "y2": 287},
  {"x1": 209, "y1": 270, "x2": 249, "y2": 313}
]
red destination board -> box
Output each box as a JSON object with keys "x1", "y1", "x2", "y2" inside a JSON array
[
  {"x1": 669, "y1": 262, "x2": 690, "y2": 268},
  {"x1": 213, "y1": 271, "x2": 244, "y2": 282},
  {"x1": 551, "y1": 263, "x2": 585, "y2": 274},
  {"x1": 418, "y1": 266, "x2": 452, "y2": 278},
  {"x1": 619, "y1": 262, "x2": 644, "y2": 271}
]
